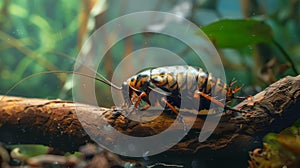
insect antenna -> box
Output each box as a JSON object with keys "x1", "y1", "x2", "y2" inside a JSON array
[
  {"x1": 1, "y1": 51, "x2": 123, "y2": 102},
  {"x1": 48, "y1": 50, "x2": 120, "y2": 90},
  {"x1": 1, "y1": 70, "x2": 122, "y2": 102}
]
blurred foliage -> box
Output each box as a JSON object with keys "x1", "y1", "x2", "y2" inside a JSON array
[
  {"x1": 0, "y1": 1, "x2": 299, "y2": 167},
  {"x1": 202, "y1": 19, "x2": 298, "y2": 80},
  {"x1": 0, "y1": 0, "x2": 80, "y2": 98},
  {"x1": 249, "y1": 119, "x2": 300, "y2": 168},
  {"x1": 1, "y1": 144, "x2": 142, "y2": 167},
  {"x1": 0, "y1": 0, "x2": 299, "y2": 105},
  {"x1": 201, "y1": 19, "x2": 273, "y2": 48}
]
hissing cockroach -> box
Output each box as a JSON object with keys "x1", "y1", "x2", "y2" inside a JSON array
[
  {"x1": 120, "y1": 66, "x2": 245, "y2": 115},
  {"x1": 2, "y1": 66, "x2": 245, "y2": 115}
]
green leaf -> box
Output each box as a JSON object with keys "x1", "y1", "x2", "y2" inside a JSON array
[
  {"x1": 201, "y1": 19, "x2": 273, "y2": 48},
  {"x1": 9, "y1": 145, "x2": 49, "y2": 157}
]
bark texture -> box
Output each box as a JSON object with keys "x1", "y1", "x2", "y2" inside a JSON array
[{"x1": 0, "y1": 75, "x2": 299, "y2": 153}]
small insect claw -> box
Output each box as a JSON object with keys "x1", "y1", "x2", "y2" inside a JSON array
[
  {"x1": 229, "y1": 78, "x2": 237, "y2": 87},
  {"x1": 252, "y1": 148, "x2": 263, "y2": 157},
  {"x1": 193, "y1": 91, "x2": 200, "y2": 98},
  {"x1": 248, "y1": 95, "x2": 254, "y2": 101},
  {"x1": 134, "y1": 92, "x2": 147, "y2": 108},
  {"x1": 140, "y1": 104, "x2": 151, "y2": 111},
  {"x1": 233, "y1": 85, "x2": 243, "y2": 94}
]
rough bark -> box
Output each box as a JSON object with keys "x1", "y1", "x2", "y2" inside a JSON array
[{"x1": 0, "y1": 75, "x2": 299, "y2": 153}]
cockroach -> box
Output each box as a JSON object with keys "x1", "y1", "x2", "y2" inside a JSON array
[
  {"x1": 2, "y1": 65, "x2": 247, "y2": 115},
  {"x1": 119, "y1": 66, "x2": 246, "y2": 115}
]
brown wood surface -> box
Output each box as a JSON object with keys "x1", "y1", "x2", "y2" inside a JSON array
[{"x1": 0, "y1": 75, "x2": 299, "y2": 153}]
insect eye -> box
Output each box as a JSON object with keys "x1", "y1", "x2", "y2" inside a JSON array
[{"x1": 129, "y1": 78, "x2": 136, "y2": 86}]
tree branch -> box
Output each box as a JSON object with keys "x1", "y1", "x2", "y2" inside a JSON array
[{"x1": 0, "y1": 75, "x2": 299, "y2": 153}]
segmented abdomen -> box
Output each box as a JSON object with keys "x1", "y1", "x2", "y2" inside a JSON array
[{"x1": 149, "y1": 66, "x2": 228, "y2": 100}]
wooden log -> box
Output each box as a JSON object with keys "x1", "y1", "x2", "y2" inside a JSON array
[{"x1": 0, "y1": 75, "x2": 299, "y2": 153}]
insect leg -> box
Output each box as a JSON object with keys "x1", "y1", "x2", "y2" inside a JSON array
[
  {"x1": 161, "y1": 97, "x2": 187, "y2": 132},
  {"x1": 233, "y1": 95, "x2": 253, "y2": 101},
  {"x1": 194, "y1": 91, "x2": 250, "y2": 113},
  {"x1": 140, "y1": 104, "x2": 151, "y2": 111},
  {"x1": 133, "y1": 92, "x2": 148, "y2": 108},
  {"x1": 223, "y1": 105, "x2": 250, "y2": 113},
  {"x1": 193, "y1": 91, "x2": 225, "y2": 108},
  {"x1": 161, "y1": 97, "x2": 179, "y2": 115},
  {"x1": 131, "y1": 94, "x2": 139, "y2": 102}
]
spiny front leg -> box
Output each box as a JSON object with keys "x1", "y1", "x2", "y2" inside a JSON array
[{"x1": 134, "y1": 92, "x2": 147, "y2": 108}]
